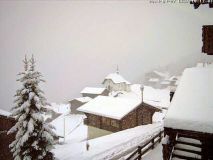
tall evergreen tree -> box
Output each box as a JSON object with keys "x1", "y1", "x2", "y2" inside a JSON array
[{"x1": 8, "y1": 55, "x2": 55, "y2": 160}]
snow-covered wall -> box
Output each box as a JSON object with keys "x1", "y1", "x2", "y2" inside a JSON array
[{"x1": 0, "y1": 1, "x2": 213, "y2": 111}]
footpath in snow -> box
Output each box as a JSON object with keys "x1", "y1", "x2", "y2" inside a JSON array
[{"x1": 54, "y1": 122, "x2": 163, "y2": 160}]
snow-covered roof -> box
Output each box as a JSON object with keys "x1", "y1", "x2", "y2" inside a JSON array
[
  {"x1": 73, "y1": 97, "x2": 92, "y2": 103},
  {"x1": 143, "y1": 86, "x2": 170, "y2": 109},
  {"x1": 153, "y1": 70, "x2": 169, "y2": 78},
  {"x1": 49, "y1": 103, "x2": 71, "y2": 114},
  {"x1": 113, "y1": 84, "x2": 169, "y2": 109},
  {"x1": 0, "y1": 109, "x2": 11, "y2": 116},
  {"x1": 148, "y1": 78, "x2": 159, "y2": 82},
  {"x1": 80, "y1": 87, "x2": 106, "y2": 94},
  {"x1": 165, "y1": 68, "x2": 213, "y2": 134},
  {"x1": 103, "y1": 73, "x2": 130, "y2": 84},
  {"x1": 51, "y1": 114, "x2": 86, "y2": 137},
  {"x1": 77, "y1": 96, "x2": 141, "y2": 120},
  {"x1": 160, "y1": 81, "x2": 170, "y2": 85},
  {"x1": 167, "y1": 76, "x2": 179, "y2": 81}
]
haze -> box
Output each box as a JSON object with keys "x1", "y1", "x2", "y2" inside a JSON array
[{"x1": 0, "y1": 1, "x2": 213, "y2": 111}]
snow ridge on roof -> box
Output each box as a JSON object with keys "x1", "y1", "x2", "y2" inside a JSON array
[
  {"x1": 78, "y1": 96, "x2": 141, "y2": 120},
  {"x1": 0, "y1": 109, "x2": 11, "y2": 116},
  {"x1": 74, "y1": 97, "x2": 92, "y2": 103},
  {"x1": 143, "y1": 86, "x2": 170, "y2": 109},
  {"x1": 104, "y1": 73, "x2": 130, "y2": 84},
  {"x1": 165, "y1": 67, "x2": 213, "y2": 134},
  {"x1": 80, "y1": 87, "x2": 106, "y2": 94},
  {"x1": 153, "y1": 70, "x2": 169, "y2": 78}
]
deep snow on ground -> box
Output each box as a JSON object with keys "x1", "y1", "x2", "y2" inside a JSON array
[
  {"x1": 53, "y1": 114, "x2": 163, "y2": 160},
  {"x1": 52, "y1": 85, "x2": 168, "y2": 160},
  {"x1": 143, "y1": 142, "x2": 163, "y2": 160}
]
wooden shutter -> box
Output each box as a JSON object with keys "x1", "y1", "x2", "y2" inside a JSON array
[{"x1": 202, "y1": 25, "x2": 213, "y2": 55}]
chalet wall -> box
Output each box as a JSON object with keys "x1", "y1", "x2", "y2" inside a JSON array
[
  {"x1": 82, "y1": 93, "x2": 99, "y2": 98},
  {"x1": 0, "y1": 115, "x2": 16, "y2": 131},
  {"x1": 86, "y1": 113, "x2": 120, "y2": 132},
  {"x1": 137, "y1": 107, "x2": 144, "y2": 125},
  {"x1": 84, "y1": 104, "x2": 158, "y2": 133},
  {"x1": 86, "y1": 113, "x2": 101, "y2": 128},
  {"x1": 141, "y1": 105, "x2": 156, "y2": 125},
  {"x1": 121, "y1": 109, "x2": 137, "y2": 130},
  {"x1": 0, "y1": 131, "x2": 15, "y2": 160},
  {"x1": 101, "y1": 116, "x2": 120, "y2": 132}
]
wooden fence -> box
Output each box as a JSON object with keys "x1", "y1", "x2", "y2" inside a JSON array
[{"x1": 126, "y1": 130, "x2": 164, "y2": 160}]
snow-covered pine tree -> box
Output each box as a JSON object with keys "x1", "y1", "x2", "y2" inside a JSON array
[{"x1": 8, "y1": 55, "x2": 56, "y2": 160}]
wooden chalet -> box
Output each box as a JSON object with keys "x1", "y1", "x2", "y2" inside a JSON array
[
  {"x1": 163, "y1": 68, "x2": 213, "y2": 160},
  {"x1": 77, "y1": 84, "x2": 163, "y2": 139}
]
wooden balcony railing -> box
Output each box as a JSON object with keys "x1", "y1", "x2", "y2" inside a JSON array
[{"x1": 126, "y1": 130, "x2": 164, "y2": 160}]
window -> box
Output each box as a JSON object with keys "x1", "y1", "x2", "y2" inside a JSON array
[{"x1": 111, "y1": 120, "x2": 119, "y2": 128}]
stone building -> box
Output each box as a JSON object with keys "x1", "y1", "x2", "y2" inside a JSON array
[
  {"x1": 80, "y1": 87, "x2": 109, "y2": 98},
  {"x1": 78, "y1": 95, "x2": 161, "y2": 139},
  {"x1": 102, "y1": 72, "x2": 131, "y2": 92}
]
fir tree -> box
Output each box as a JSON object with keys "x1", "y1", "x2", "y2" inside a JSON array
[{"x1": 8, "y1": 55, "x2": 56, "y2": 160}]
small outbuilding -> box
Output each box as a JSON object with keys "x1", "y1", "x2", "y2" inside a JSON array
[
  {"x1": 80, "y1": 87, "x2": 109, "y2": 98},
  {"x1": 69, "y1": 97, "x2": 92, "y2": 114}
]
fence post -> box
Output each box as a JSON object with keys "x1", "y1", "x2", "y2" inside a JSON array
[
  {"x1": 152, "y1": 138, "x2": 155, "y2": 149},
  {"x1": 159, "y1": 131, "x2": 162, "y2": 142},
  {"x1": 138, "y1": 146, "x2": 142, "y2": 160}
]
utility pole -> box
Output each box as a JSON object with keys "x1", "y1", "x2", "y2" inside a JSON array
[{"x1": 64, "y1": 116, "x2": 66, "y2": 143}]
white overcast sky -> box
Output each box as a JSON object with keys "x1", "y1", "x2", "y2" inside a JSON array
[{"x1": 0, "y1": 1, "x2": 213, "y2": 111}]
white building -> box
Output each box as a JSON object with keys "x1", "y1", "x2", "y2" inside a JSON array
[{"x1": 102, "y1": 72, "x2": 131, "y2": 92}]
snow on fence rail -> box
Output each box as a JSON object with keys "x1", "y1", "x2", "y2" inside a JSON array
[
  {"x1": 126, "y1": 130, "x2": 164, "y2": 160},
  {"x1": 83, "y1": 123, "x2": 163, "y2": 160}
]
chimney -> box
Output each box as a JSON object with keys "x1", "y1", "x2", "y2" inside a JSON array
[
  {"x1": 169, "y1": 86, "x2": 176, "y2": 102},
  {"x1": 140, "y1": 85, "x2": 144, "y2": 103},
  {"x1": 170, "y1": 91, "x2": 174, "y2": 102}
]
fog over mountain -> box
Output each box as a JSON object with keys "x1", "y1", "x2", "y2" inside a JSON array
[{"x1": 0, "y1": 1, "x2": 213, "y2": 111}]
